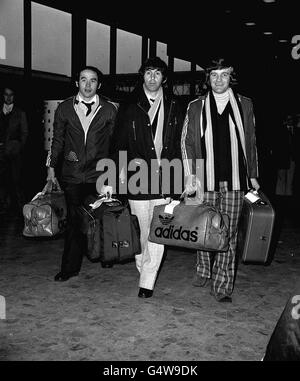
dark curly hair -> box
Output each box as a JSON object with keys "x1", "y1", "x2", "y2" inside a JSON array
[{"x1": 138, "y1": 57, "x2": 168, "y2": 81}]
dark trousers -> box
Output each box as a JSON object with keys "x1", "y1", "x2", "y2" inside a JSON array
[
  {"x1": 0, "y1": 151, "x2": 24, "y2": 212},
  {"x1": 61, "y1": 182, "x2": 97, "y2": 275}
]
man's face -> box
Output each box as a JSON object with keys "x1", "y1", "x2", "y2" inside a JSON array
[
  {"x1": 209, "y1": 68, "x2": 232, "y2": 94},
  {"x1": 143, "y1": 68, "x2": 164, "y2": 94},
  {"x1": 3, "y1": 88, "x2": 14, "y2": 105},
  {"x1": 76, "y1": 69, "x2": 100, "y2": 100}
]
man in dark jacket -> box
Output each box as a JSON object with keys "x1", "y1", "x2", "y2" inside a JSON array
[
  {"x1": 111, "y1": 57, "x2": 184, "y2": 298},
  {"x1": 181, "y1": 58, "x2": 260, "y2": 303},
  {"x1": 0, "y1": 86, "x2": 28, "y2": 215},
  {"x1": 47, "y1": 65, "x2": 117, "y2": 282}
]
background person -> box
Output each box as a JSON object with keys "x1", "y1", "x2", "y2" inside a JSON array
[{"x1": 0, "y1": 86, "x2": 28, "y2": 216}]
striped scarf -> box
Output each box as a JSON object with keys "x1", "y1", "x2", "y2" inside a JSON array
[{"x1": 203, "y1": 88, "x2": 247, "y2": 191}]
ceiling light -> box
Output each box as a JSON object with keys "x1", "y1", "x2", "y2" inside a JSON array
[
  {"x1": 263, "y1": 31, "x2": 273, "y2": 35},
  {"x1": 245, "y1": 22, "x2": 256, "y2": 26},
  {"x1": 262, "y1": 0, "x2": 276, "y2": 3},
  {"x1": 278, "y1": 39, "x2": 288, "y2": 43}
]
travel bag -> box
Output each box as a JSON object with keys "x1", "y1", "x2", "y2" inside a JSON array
[
  {"x1": 79, "y1": 196, "x2": 141, "y2": 264},
  {"x1": 148, "y1": 197, "x2": 230, "y2": 252},
  {"x1": 23, "y1": 180, "x2": 67, "y2": 237}
]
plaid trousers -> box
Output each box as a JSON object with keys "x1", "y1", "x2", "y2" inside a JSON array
[{"x1": 196, "y1": 186, "x2": 244, "y2": 297}]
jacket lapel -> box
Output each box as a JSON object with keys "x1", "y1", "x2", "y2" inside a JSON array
[
  {"x1": 137, "y1": 90, "x2": 150, "y2": 114},
  {"x1": 70, "y1": 97, "x2": 85, "y2": 132}
]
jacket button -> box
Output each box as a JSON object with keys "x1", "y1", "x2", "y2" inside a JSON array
[
  {"x1": 148, "y1": 123, "x2": 151, "y2": 126},
  {"x1": 151, "y1": 147, "x2": 154, "y2": 150}
]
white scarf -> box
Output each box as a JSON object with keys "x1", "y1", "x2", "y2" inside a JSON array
[
  {"x1": 147, "y1": 87, "x2": 164, "y2": 163},
  {"x1": 204, "y1": 88, "x2": 247, "y2": 190}
]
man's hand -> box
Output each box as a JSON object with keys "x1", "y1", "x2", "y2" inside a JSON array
[
  {"x1": 47, "y1": 167, "x2": 56, "y2": 183},
  {"x1": 184, "y1": 175, "x2": 198, "y2": 195},
  {"x1": 250, "y1": 178, "x2": 260, "y2": 191},
  {"x1": 100, "y1": 185, "x2": 114, "y2": 198}
]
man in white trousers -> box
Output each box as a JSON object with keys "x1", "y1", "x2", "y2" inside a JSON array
[{"x1": 111, "y1": 57, "x2": 183, "y2": 297}]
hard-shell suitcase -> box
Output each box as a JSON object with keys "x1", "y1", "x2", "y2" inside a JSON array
[
  {"x1": 79, "y1": 198, "x2": 141, "y2": 264},
  {"x1": 237, "y1": 191, "x2": 275, "y2": 264}
]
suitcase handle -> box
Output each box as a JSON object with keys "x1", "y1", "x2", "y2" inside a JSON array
[{"x1": 245, "y1": 189, "x2": 267, "y2": 205}]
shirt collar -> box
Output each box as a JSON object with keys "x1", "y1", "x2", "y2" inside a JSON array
[
  {"x1": 3, "y1": 103, "x2": 14, "y2": 115},
  {"x1": 143, "y1": 85, "x2": 160, "y2": 104},
  {"x1": 77, "y1": 94, "x2": 98, "y2": 104}
]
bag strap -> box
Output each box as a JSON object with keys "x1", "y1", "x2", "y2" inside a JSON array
[
  {"x1": 41, "y1": 180, "x2": 53, "y2": 195},
  {"x1": 41, "y1": 179, "x2": 62, "y2": 195}
]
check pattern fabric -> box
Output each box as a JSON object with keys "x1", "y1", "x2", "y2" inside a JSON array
[{"x1": 196, "y1": 185, "x2": 244, "y2": 298}]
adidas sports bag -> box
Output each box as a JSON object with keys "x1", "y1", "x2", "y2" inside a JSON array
[{"x1": 148, "y1": 199, "x2": 229, "y2": 251}]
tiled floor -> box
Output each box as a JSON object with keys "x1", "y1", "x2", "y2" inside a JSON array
[{"x1": 0, "y1": 210, "x2": 299, "y2": 361}]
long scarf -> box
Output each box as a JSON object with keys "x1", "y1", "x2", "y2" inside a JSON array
[
  {"x1": 203, "y1": 88, "x2": 247, "y2": 191},
  {"x1": 148, "y1": 87, "x2": 164, "y2": 163}
]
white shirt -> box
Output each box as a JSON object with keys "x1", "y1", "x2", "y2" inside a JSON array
[{"x1": 3, "y1": 103, "x2": 14, "y2": 115}]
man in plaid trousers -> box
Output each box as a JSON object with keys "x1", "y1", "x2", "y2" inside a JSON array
[{"x1": 181, "y1": 58, "x2": 260, "y2": 302}]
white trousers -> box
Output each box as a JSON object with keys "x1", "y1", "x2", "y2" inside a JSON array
[{"x1": 129, "y1": 198, "x2": 170, "y2": 290}]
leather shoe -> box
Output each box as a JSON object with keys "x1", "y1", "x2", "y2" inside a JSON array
[
  {"x1": 54, "y1": 271, "x2": 79, "y2": 282},
  {"x1": 138, "y1": 287, "x2": 153, "y2": 298},
  {"x1": 216, "y1": 295, "x2": 232, "y2": 303},
  {"x1": 101, "y1": 263, "x2": 113, "y2": 268}
]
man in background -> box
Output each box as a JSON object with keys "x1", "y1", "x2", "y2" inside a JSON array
[{"x1": 0, "y1": 86, "x2": 28, "y2": 215}]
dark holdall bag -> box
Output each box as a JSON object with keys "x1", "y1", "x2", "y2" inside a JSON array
[
  {"x1": 23, "y1": 180, "x2": 67, "y2": 237},
  {"x1": 79, "y1": 197, "x2": 141, "y2": 264},
  {"x1": 148, "y1": 198, "x2": 230, "y2": 252}
]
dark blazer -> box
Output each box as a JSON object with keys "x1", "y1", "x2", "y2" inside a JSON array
[
  {"x1": 48, "y1": 95, "x2": 117, "y2": 184},
  {"x1": 110, "y1": 87, "x2": 184, "y2": 199},
  {"x1": 0, "y1": 105, "x2": 28, "y2": 156}
]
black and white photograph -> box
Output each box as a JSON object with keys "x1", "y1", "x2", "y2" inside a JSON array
[{"x1": 0, "y1": 0, "x2": 300, "y2": 367}]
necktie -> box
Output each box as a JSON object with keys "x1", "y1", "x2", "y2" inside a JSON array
[{"x1": 81, "y1": 101, "x2": 95, "y2": 116}]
